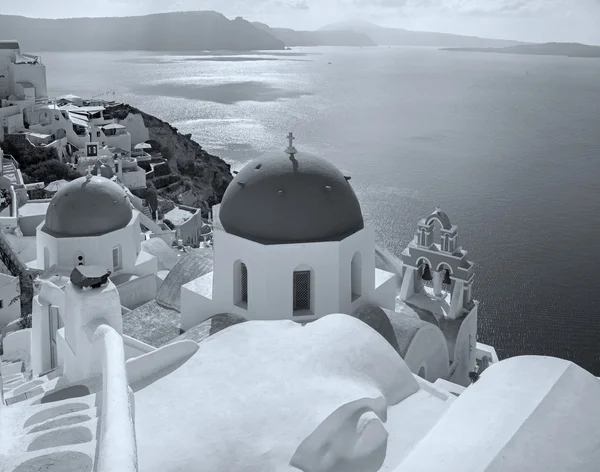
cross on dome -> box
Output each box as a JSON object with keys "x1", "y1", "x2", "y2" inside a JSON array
[{"x1": 285, "y1": 132, "x2": 298, "y2": 156}]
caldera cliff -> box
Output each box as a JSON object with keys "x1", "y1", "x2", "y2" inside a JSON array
[{"x1": 106, "y1": 103, "x2": 233, "y2": 215}]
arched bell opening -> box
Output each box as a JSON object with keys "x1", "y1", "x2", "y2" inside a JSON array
[
  {"x1": 416, "y1": 257, "x2": 434, "y2": 291},
  {"x1": 438, "y1": 263, "x2": 454, "y2": 295}
]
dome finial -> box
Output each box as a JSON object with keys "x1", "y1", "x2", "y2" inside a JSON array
[{"x1": 285, "y1": 132, "x2": 297, "y2": 156}]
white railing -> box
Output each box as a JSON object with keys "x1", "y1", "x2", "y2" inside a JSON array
[{"x1": 93, "y1": 324, "x2": 138, "y2": 472}]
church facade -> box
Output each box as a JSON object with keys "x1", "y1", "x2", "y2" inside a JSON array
[
  {"x1": 181, "y1": 138, "x2": 396, "y2": 330},
  {"x1": 30, "y1": 174, "x2": 158, "y2": 376}
]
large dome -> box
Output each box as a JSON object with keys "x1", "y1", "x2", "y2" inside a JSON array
[
  {"x1": 219, "y1": 150, "x2": 364, "y2": 245},
  {"x1": 43, "y1": 175, "x2": 133, "y2": 238}
]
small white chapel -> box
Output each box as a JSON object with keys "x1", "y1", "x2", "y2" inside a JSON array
[
  {"x1": 181, "y1": 133, "x2": 397, "y2": 327},
  {"x1": 31, "y1": 173, "x2": 159, "y2": 376}
]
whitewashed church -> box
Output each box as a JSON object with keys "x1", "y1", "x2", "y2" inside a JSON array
[{"x1": 181, "y1": 133, "x2": 396, "y2": 326}]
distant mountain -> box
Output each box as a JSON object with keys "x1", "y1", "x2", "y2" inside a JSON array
[
  {"x1": 0, "y1": 12, "x2": 285, "y2": 52},
  {"x1": 320, "y1": 21, "x2": 524, "y2": 48},
  {"x1": 252, "y1": 22, "x2": 376, "y2": 47},
  {"x1": 442, "y1": 42, "x2": 600, "y2": 58}
]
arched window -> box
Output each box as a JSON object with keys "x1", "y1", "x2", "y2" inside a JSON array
[
  {"x1": 112, "y1": 245, "x2": 122, "y2": 271},
  {"x1": 241, "y1": 263, "x2": 248, "y2": 304},
  {"x1": 418, "y1": 365, "x2": 427, "y2": 379},
  {"x1": 351, "y1": 252, "x2": 362, "y2": 302},
  {"x1": 233, "y1": 260, "x2": 248, "y2": 309},
  {"x1": 293, "y1": 266, "x2": 313, "y2": 314},
  {"x1": 43, "y1": 247, "x2": 50, "y2": 270}
]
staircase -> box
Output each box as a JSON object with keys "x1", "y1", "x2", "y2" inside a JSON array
[
  {"x1": 1, "y1": 361, "x2": 101, "y2": 472},
  {"x1": 1, "y1": 159, "x2": 19, "y2": 186},
  {"x1": 141, "y1": 205, "x2": 153, "y2": 219}
]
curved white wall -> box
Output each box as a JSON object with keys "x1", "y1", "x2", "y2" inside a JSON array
[
  {"x1": 404, "y1": 325, "x2": 450, "y2": 383},
  {"x1": 36, "y1": 213, "x2": 143, "y2": 275},
  {"x1": 208, "y1": 226, "x2": 376, "y2": 323}
]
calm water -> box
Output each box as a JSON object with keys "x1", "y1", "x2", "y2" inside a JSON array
[{"x1": 42, "y1": 47, "x2": 600, "y2": 374}]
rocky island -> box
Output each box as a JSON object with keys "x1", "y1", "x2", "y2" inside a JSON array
[
  {"x1": 0, "y1": 11, "x2": 285, "y2": 52},
  {"x1": 441, "y1": 42, "x2": 600, "y2": 58},
  {"x1": 252, "y1": 22, "x2": 376, "y2": 47}
]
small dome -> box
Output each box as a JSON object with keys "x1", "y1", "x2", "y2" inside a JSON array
[
  {"x1": 43, "y1": 176, "x2": 133, "y2": 238},
  {"x1": 219, "y1": 150, "x2": 364, "y2": 245},
  {"x1": 94, "y1": 161, "x2": 114, "y2": 179}
]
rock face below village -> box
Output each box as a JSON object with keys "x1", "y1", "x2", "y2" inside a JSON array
[{"x1": 106, "y1": 104, "x2": 233, "y2": 214}]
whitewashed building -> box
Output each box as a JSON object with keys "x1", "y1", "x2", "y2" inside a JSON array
[
  {"x1": 181, "y1": 135, "x2": 397, "y2": 330},
  {"x1": 30, "y1": 175, "x2": 159, "y2": 375},
  {"x1": 0, "y1": 40, "x2": 48, "y2": 138}
]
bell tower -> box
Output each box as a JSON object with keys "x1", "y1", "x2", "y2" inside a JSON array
[
  {"x1": 399, "y1": 209, "x2": 479, "y2": 386},
  {"x1": 400, "y1": 208, "x2": 475, "y2": 319}
]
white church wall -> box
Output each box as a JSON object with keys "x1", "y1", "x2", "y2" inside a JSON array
[
  {"x1": 449, "y1": 306, "x2": 478, "y2": 387},
  {"x1": 338, "y1": 227, "x2": 377, "y2": 314},
  {"x1": 39, "y1": 219, "x2": 143, "y2": 275},
  {"x1": 404, "y1": 325, "x2": 450, "y2": 383},
  {"x1": 263, "y1": 241, "x2": 341, "y2": 320},
  {"x1": 212, "y1": 229, "x2": 344, "y2": 322},
  {"x1": 199, "y1": 226, "x2": 387, "y2": 326},
  {"x1": 212, "y1": 230, "x2": 268, "y2": 317},
  {"x1": 371, "y1": 269, "x2": 398, "y2": 311},
  {"x1": 181, "y1": 273, "x2": 218, "y2": 330}
]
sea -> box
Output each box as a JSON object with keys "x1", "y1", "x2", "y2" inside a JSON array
[{"x1": 41, "y1": 46, "x2": 600, "y2": 374}]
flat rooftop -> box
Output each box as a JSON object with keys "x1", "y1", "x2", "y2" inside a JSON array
[
  {"x1": 164, "y1": 207, "x2": 195, "y2": 227},
  {"x1": 18, "y1": 201, "x2": 50, "y2": 218},
  {"x1": 122, "y1": 299, "x2": 182, "y2": 348}
]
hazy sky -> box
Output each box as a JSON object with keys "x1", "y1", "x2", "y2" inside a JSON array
[{"x1": 2, "y1": 0, "x2": 600, "y2": 44}]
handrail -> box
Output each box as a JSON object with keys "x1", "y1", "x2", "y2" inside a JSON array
[
  {"x1": 9, "y1": 186, "x2": 18, "y2": 218},
  {"x1": 92, "y1": 324, "x2": 138, "y2": 472}
]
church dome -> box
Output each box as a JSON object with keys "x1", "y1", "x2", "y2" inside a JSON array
[
  {"x1": 219, "y1": 148, "x2": 364, "y2": 245},
  {"x1": 43, "y1": 175, "x2": 133, "y2": 238}
]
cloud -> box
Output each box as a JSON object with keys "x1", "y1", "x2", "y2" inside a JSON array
[{"x1": 333, "y1": 0, "x2": 587, "y2": 17}]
